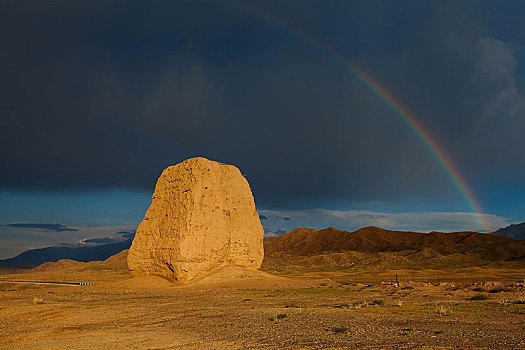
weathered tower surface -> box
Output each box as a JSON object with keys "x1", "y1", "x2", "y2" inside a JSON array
[{"x1": 127, "y1": 157, "x2": 264, "y2": 282}]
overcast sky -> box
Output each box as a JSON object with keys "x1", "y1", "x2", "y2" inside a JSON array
[{"x1": 1, "y1": 0, "x2": 524, "y2": 258}]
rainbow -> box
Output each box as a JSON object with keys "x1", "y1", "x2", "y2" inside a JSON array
[
  {"x1": 350, "y1": 67, "x2": 490, "y2": 233},
  {"x1": 225, "y1": 1, "x2": 490, "y2": 232}
]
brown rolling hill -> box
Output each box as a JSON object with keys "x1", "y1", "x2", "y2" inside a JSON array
[
  {"x1": 0, "y1": 263, "x2": 22, "y2": 275},
  {"x1": 262, "y1": 227, "x2": 525, "y2": 272},
  {"x1": 0, "y1": 250, "x2": 131, "y2": 285},
  {"x1": 37, "y1": 249, "x2": 130, "y2": 273},
  {"x1": 264, "y1": 226, "x2": 519, "y2": 255}
]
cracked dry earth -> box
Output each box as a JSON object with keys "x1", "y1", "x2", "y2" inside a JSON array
[{"x1": 1, "y1": 272, "x2": 525, "y2": 349}]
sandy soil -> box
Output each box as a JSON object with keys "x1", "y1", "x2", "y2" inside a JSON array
[{"x1": 1, "y1": 266, "x2": 524, "y2": 349}]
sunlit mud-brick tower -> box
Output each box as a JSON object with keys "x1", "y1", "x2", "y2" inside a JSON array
[{"x1": 127, "y1": 157, "x2": 264, "y2": 282}]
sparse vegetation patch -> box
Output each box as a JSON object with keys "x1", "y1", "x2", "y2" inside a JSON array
[
  {"x1": 436, "y1": 304, "x2": 452, "y2": 315},
  {"x1": 331, "y1": 326, "x2": 348, "y2": 333},
  {"x1": 284, "y1": 304, "x2": 301, "y2": 308},
  {"x1": 333, "y1": 302, "x2": 350, "y2": 308}
]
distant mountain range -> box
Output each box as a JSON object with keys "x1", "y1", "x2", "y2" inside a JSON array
[
  {"x1": 1, "y1": 223, "x2": 523, "y2": 272},
  {"x1": 492, "y1": 222, "x2": 525, "y2": 239},
  {"x1": 0, "y1": 239, "x2": 132, "y2": 269},
  {"x1": 264, "y1": 226, "x2": 523, "y2": 259},
  {"x1": 262, "y1": 226, "x2": 525, "y2": 272}
]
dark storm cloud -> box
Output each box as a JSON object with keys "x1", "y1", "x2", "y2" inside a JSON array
[
  {"x1": 1, "y1": 0, "x2": 524, "y2": 206},
  {"x1": 5, "y1": 223, "x2": 78, "y2": 232}
]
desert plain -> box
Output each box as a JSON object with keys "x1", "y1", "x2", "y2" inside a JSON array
[{"x1": 1, "y1": 247, "x2": 524, "y2": 350}]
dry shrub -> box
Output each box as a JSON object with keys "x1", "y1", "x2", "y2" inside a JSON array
[
  {"x1": 352, "y1": 301, "x2": 367, "y2": 309},
  {"x1": 331, "y1": 326, "x2": 348, "y2": 333},
  {"x1": 436, "y1": 303, "x2": 452, "y2": 315}
]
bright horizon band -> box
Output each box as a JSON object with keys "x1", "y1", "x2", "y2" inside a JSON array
[{"x1": 230, "y1": 2, "x2": 490, "y2": 232}]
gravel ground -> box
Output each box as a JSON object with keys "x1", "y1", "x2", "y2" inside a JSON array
[{"x1": 1, "y1": 274, "x2": 524, "y2": 349}]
